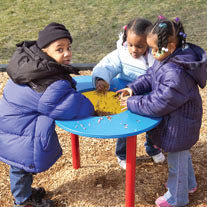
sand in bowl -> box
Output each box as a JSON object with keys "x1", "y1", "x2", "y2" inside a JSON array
[{"x1": 82, "y1": 91, "x2": 126, "y2": 116}]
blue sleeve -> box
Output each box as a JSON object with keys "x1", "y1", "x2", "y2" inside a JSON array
[
  {"x1": 127, "y1": 67, "x2": 153, "y2": 95},
  {"x1": 92, "y1": 50, "x2": 122, "y2": 87},
  {"x1": 127, "y1": 64, "x2": 191, "y2": 117},
  {"x1": 38, "y1": 80, "x2": 94, "y2": 120}
]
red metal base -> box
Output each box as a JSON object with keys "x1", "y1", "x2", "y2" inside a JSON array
[
  {"x1": 70, "y1": 133, "x2": 80, "y2": 169},
  {"x1": 70, "y1": 133, "x2": 137, "y2": 206},
  {"x1": 125, "y1": 135, "x2": 137, "y2": 207}
]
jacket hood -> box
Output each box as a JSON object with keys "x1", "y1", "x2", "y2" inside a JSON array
[
  {"x1": 7, "y1": 41, "x2": 79, "y2": 92},
  {"x1": 170, "y1": 43, "x2": 207, "y2": 88},
  {"x1": 10, "y1": 41, "x2": 79, "y2": 79}
]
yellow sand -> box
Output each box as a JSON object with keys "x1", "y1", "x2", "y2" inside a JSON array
[{"x1": 82, "y1": 91, "x2": 125, "y2": 116}]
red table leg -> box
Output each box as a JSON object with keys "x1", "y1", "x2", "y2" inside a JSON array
[
  {"x1": 71, "y1": 133, "x2": 80, "y2": 169},
  {"x1": 125, "y1": 135, "x2": 137, "y2": 207}
]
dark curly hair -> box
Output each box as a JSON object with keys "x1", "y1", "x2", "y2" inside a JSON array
[
  {"x1": 148, "y1": 17, "x2": 186, "y2": 52},
  {"x1": 122, "y1": 18, "x2": 152, "y2": 45}
]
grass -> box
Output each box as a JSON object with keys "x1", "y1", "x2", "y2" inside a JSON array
[{"x1": 0, "y1": 0, "x2": 207, "y2": 64}]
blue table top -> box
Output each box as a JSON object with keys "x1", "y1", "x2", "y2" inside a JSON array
[{"x1": 56, "y1": 76, "x2": 161, "y2": 139}]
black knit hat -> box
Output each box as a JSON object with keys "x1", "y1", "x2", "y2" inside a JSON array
[{"x1": 37, "y1": 22, "x2": 72, "y2": 49}]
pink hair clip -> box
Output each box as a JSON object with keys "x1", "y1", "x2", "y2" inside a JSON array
[
  {"x1": 158, "y1": 15, "x2": 165, "y2": 20},
  {"x1": 123, "y1": 25, "x2": 127, "y2": 31}
]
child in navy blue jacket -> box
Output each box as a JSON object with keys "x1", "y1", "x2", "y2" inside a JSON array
[
  {"x1": 117, "y1": 17, "x2": 207, "y2": 206},
  {"x1": 0, "y1": 22, "x2": 94, "y2": 207}
]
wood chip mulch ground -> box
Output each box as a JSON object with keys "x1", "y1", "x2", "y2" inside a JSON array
[{"x1": 0, "y1": 71, "x2": 206, "y2": 207}]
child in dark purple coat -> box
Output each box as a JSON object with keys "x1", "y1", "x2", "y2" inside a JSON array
[{"x1": 117, "y1": 16, "x2": 207, "y2": 207}]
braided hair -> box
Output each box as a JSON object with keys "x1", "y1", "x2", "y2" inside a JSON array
[
  {"x1": 149, "y1": 17, "x2": 186, "y2": 52},
  {"x1": 122, "y1": 18, "x2": 152, "y2": 45}
]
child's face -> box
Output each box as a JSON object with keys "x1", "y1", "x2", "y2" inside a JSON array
[
  {"x1": 127, "y1": 30, "x2": 148, "y2": 59},
  {"x1": 147, "y1": 33, "x2": 171, "y2": 61},
  {"x1": 42, "y1": 38, "x2": 72, "y2": 65}
]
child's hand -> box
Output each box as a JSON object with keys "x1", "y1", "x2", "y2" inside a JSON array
[
  {"x1": 116, "y1": 88, "x2": 133, "y2": 110},
  {"x1": 116, "y1": 88, "x2": 133, "y2": 100},
  {"x1": 96, "y1": 80, "x2": 110, "y2": 92}
]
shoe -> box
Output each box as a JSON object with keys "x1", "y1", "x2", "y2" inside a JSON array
[
  {"x1": 31, "y1": 187, "x2": 46, "y2": 199},
  {"x1": 164, "y1": 183, "x2": 197, "y2": 194},
  {"x1": 152, "y1": 152, "x2": 165, "y2": 163},
  {"x1": 117, "y1": 157, "x2": 126, "y2": 170},
  {"x1": 14, "y1": 195, "x2": 53, "y2": 207},
  {"x1": 155, "y1": 196, "x2": 174, "y2": 207},
  {"x1": 189, "y1": 186, "x2": 197, "y2": 194}
]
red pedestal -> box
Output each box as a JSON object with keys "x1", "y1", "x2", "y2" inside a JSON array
[
  {"x1": 70, "y1": 133, "x2": 137, "y2": 206},
  {"x1": 125, "y1": 135, "x2": 137, "y2": 207},
  {"x1": 70, "y1": 133, "x2": 80, "y2": 169}
]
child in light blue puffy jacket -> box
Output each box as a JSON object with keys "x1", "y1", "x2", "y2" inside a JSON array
[{"x1": 92, "y1": 18, "x2": 165, "y2": 169}]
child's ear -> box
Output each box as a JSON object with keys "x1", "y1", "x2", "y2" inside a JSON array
[{"x1": 168, "y1": 42, "x2": 177, "y2": 54}]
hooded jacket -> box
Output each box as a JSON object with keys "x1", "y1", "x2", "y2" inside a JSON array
[
  {"x1": 127, "y1": 43, "x2": 207, "y2": 152},
  {"x1": 7, "y1": 41, "x2": 80, "y2": 92},
  {"x1": 0, "y1": 41, "x2": 94, "y2": 173},
  {"x1": 92, "y1": 33, "x2": 155, "y2": 87}
]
